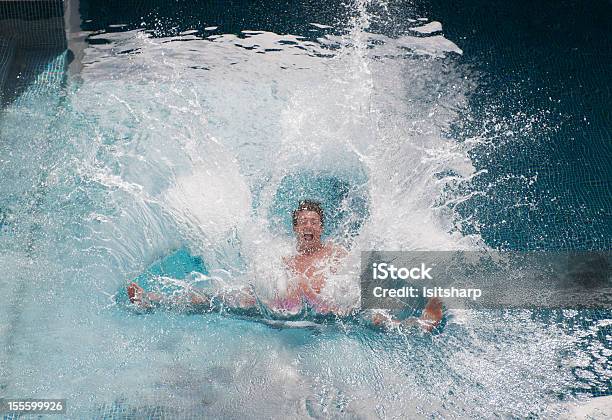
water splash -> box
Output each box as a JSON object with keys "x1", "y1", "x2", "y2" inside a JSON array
[{"x1": 0, "y1": 0, "x2": 599, "y2": 417}]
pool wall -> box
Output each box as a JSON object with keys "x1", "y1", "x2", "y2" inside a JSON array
[
  {"x1": 0, "y1": 0, "x2": 68, "y2": 105},
  {"x1": 0, "y1": 0, "x2": 69, "y2": 399}
]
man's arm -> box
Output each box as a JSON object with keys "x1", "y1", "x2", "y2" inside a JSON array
[
  {"x1": 126, "y1": 282, "x2": 258, "y2": 311},
  {"x1": 127, "y1": 282, "x2": 211, "y2": 309},
  {"x1": 370, "y1": 298, "x2": 443, "y2": 332}
]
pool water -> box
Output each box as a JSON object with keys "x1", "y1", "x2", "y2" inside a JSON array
[{"x1": 0, "y1": 0, "x2": 610, "y2": 418}]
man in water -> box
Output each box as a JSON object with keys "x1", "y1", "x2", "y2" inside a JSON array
[
  {"x1": 279, "y1": 200, "x2": 348, "y2": 313},
  {"x1": 281, "y1": 200, "x2": 443, "y2": 331},
  {"x1": 127, "y1": 200, "x2": 442, "y2": 331}
]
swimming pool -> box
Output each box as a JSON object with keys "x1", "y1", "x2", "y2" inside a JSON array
[{"x1": 0, "y1": 0, "x2": 610, "y2": 418}]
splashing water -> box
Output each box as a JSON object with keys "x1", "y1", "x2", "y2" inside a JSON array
[{"x1": 0, "y1": 0, "x2": 606, "y2": 417}]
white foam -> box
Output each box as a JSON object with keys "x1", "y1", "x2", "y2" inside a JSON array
[
  {"x1": 559, "y1": 396, "x2": 612, "y2": 419},
  {"x1": 309, "y1": 22, "x2": 333, "y2": 29},
  {"x1": 179, "y1": 29, "x2": 199, "y2": 36},
  {"x1": 411, "y1": 21, "x2": 443, "y2": 34}
]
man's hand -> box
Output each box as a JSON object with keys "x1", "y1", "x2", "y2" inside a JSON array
[
  {"x1": 127, "y1": 282, "x2": 144, "y2": 304},
  {"x1": 370, "y1": 297, "x2": 443, "y2": 332},
  {"x1": 419, "y1": 297, "x2": 443, "y2": 331},
  {"x1": 126, "y1": 282, "x2": 161, "y2": 308}
]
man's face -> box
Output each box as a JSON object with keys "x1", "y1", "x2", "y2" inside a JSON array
[{"x1": 294, "y1": 210, "x2": 323, "y2": 245}]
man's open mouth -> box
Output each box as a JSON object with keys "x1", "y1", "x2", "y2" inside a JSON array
[{"x1": 303, "y1": 233, "x2": 314, "y2": 240}]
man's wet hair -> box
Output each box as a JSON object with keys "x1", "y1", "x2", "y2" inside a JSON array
[{"x1": 292, "y1": 200, "x2": 324, "y2": 227}]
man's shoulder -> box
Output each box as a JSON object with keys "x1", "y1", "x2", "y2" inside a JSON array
[
  {"x1": 324, "y1": 242, "x2": 348, "y2": 257},
  {"x1": 283, "y1": 254, "x2": 301, "y2": 271}
]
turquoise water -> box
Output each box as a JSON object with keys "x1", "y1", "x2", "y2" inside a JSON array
[{"x1": 0, "y1": 0, "x2": 610, "y2": 418}]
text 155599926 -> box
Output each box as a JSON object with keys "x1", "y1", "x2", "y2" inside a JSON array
[{"x1": 0, "y1": 399, "x2": 66, "y2": 414}]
